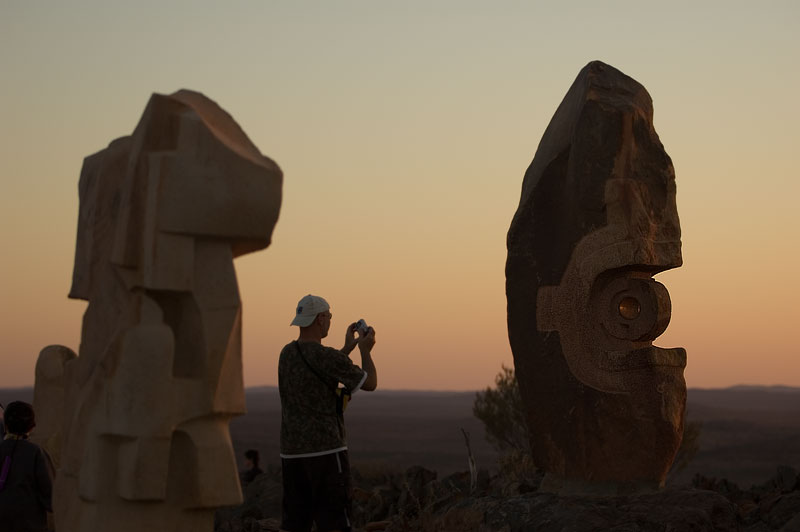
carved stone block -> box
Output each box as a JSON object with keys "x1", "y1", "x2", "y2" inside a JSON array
[
  {"x1": 34, "y1": 90, "x2": 282, "y2": 531},
  {"x1": 506, "y1": 61, "x2": 686, "y2": 493}
]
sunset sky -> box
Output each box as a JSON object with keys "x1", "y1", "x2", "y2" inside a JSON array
[{"x1": 1, "y1": 1, "x2": 798, "y2": 391}]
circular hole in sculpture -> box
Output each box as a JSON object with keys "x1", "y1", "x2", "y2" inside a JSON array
[{"x1": 618, "y1": 296, "x2": 641, "y2": 320}]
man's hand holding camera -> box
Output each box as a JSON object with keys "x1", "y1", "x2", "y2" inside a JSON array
[
  {"x1": 342, "y1": 323, "x2": 358, "y2": 355},
  {"x1": 349, "y1": 319, "x2": 377, "y2": 391},
  {"x1": 342, "y1": 319, "x2": 373, "y2": 355},
  {"x1": 358, "y1": 325, "x2": 375, "y2": 354}
]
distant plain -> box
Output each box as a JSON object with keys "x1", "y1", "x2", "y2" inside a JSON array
[{"x1": 2, "y1": 386, "x2": 798, "y2": 488}]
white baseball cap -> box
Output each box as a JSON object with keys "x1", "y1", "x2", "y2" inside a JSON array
[{"x1": 290, "y1": 294, "x2": 330, "y2": 327}]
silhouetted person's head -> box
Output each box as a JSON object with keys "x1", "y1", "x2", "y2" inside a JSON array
[
  {"x1": 245, "y1": 449, "x2": 260, "y2": 468},
  {"x1": 4, "y1": 401, "x2": 36, "y2": 436},
  {"x1": 291, "y1": 294, "x2": 332, "y2": 340}
]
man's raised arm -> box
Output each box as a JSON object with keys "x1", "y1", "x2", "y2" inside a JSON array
[{"x1": 358, "y1": 328, "x2": 377, "y2": 391}]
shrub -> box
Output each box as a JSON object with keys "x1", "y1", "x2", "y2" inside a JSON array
[{"x1": 472, "y1": 365, "x2": 529, "y2": 453}]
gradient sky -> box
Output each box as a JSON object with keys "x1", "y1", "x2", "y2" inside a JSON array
[{"x1": 1, "y1": 1, "x2": 798, "y2": 391}]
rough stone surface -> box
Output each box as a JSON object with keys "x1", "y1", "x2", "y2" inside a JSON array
[
  {"x1": 693, "y1": 470, "x2": 800, "y2": 531},
  {"x1": 214, "y1": 465, "x2": 800, "y2": 531},
  {"x1": 405, "y1": 488, "x2": 739, "y2": 532},
  {"x1": 506, "y1": 60, "x2": 686, "y2": 492},
  {"x1": 34, "y1": 89, "x2": 282, "y2": 532}
]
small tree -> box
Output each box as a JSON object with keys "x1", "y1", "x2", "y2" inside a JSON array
[
  {"x1": 473, "y1": 365, "x2": 537, "y2": 490},
  {"x1": 473, "y1": 365, "x2": 529, "y2": 453}
]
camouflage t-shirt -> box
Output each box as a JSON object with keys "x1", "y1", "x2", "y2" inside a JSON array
[{"x1": 278, "y1": 341, "x2": 367, "y2": 456}]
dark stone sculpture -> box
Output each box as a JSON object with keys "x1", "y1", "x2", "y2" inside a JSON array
[{"x1": 506, "y1": 61, "x2": 686, "y2": 493}]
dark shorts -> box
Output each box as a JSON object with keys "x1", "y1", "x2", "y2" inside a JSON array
[{"x1": 281, "y1": 450, "x2": 353, "y2": 532}]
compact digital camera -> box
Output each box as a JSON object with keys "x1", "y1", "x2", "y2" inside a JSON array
[{"x1": 354, "y1": 319, "x2": 369, "y2": 334}]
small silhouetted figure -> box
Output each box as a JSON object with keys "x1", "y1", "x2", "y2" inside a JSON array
[
  {"x1": 240, "y1": 449, "x2": 263, "y2": 486},
  {"x1": 0, "y1": 401, "x2": 54, "y2": 532}
]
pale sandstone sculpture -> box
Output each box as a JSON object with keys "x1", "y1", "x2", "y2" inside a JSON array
[
  {"x1": 34, "y1": 90, "x2": 282, "y2": 531},
  {"x1": 31, "y1": 345, "x2": 77, "y2": 470},
  {"x1": 506, "y1": 61, "x2": 686, "y2": 493}
]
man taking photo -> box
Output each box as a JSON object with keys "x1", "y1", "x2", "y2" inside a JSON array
[{"x1": 278, "y1": 294, "x2": 377, "y2": 532}]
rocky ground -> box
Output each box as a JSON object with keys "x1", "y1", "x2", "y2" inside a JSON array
[{"x1": 215, "y1": 464, "x2": 800, "y2": 532}]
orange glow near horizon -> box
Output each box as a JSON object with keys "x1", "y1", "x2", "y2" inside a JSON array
[{"x1": 1, "y1": 2, "x2": 798, "y2": 391}]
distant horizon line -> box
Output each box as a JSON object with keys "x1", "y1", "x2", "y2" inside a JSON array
[{"x1": 2, "y1": 383, "x2": 799, "y2": 394}]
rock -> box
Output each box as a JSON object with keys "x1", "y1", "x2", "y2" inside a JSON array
[
  {"x1": 693, "y1": 475, "x2": 744, "y2": 501},
  {"x1": 765, "y1": 492, "x2": 800, "y2": 530},
  {"x1": 364, "y1": 521, "x2": 392, "y2": 532},
  {"x1": 35, "y1": 89, "x2": 282, "y2": 532},
  {"x1": 215, "y1": 468, "x2": 283, "y2": 530},
  {"x1": 254, "y1": 517, "x2": 281, "y2": 531},
  {"x1": 396, "y1": 465, "x2": 437, "y2": 514},
  {"x1": 745, "y1": 524, "x2": 773, "y2": 532},
  {"x1": 690, "y1": 471, "x2": 800, "y2": 531},
  {"x1": 393, "y1": 488, "x2": 738, "y2": 532},
  {"x1": 361, "y1": 485, "x2": 402, "y2": 523},
  {"x1": 777, "y1": 466, "x2": 799, "y2": 493},
  {"x1": 506, "y1": 60, "x2": 686, "y2": 493},
  {"x1": 349, "y1": 466, "x2": 405, "y2": 525},
  {"x1": 780, "y1": 512, "x2": 800, "y2": 532},
  {"x1": 738, "y1": 498, "x2": 761, "y2": 524},
  {"x1": 211, "y1": 464, "x2": 798, "y2": 531}
]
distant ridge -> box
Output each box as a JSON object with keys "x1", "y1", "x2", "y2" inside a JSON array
[
  {"x1": 244, "y1": 385, "x2": 800, "y2": 394},
  {"x1": 0, "y1": 386, "x2": 34, "y2": 393},
  {"x1": 689, "y1": 386, "x2": 800, "y2": 413},
  {"x1": 244, "y1": 386, "x2": 478, "y2": 396},
  {"x1": 2, "y1": 385, "x2": 799, "y2": 395},
  {"x1": 723, "y1": 384, "x2": 800, "y2": 393},
  {"x1": 0, "y1": 387, "x2": 33, "y2": 404}
]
